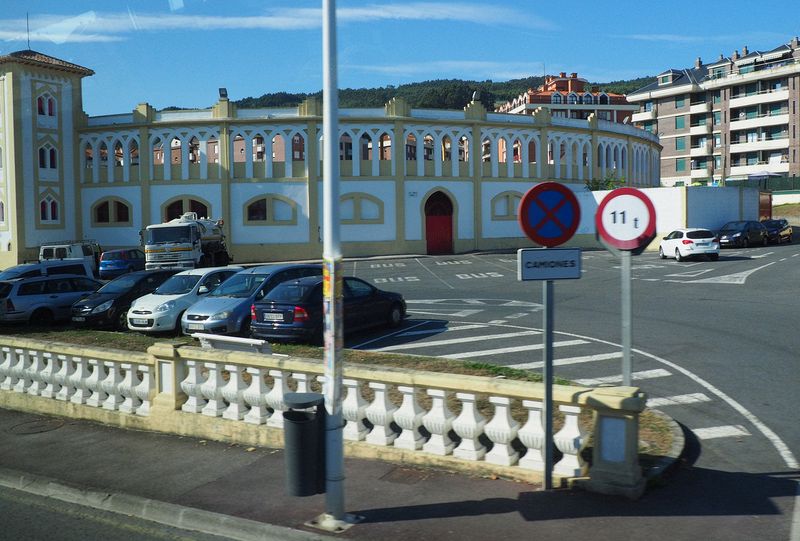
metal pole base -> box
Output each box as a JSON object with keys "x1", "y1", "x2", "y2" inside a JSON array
[{"x1": 305, "y1": 512, "x2": 364, "y2": 533}]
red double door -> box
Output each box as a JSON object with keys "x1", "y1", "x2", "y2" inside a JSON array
[{"x1": 424, "y1": 192, "x2": 453, "y2": 255}]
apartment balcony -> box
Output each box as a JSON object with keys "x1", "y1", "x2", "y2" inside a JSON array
[
  {"x1": 690, "y1": 166, "x2": 711, "y2": 179},
  {"x1": 689, "y1": 124, "x2": 711, "y2": 135},
  {"x1": 729, "y1": 137, "x2": 790, "y2": 154},
  {"x1": 729, "y1": 113, "x2": 789, "y2": 131},
  {"x1": 689, "y1": 102, "x2": 711, "y2": 114},
  {"x1": 690, "y1": 142, "x2": 711, "y2": 157},
  {"x1": 729, "y1": 88, "x2": 790, "y2": 109},
  {"x1": 631, "y1": 109, "x2": 656, "y2": 123},
  {"x1": 730, "y1": 162, "x2": 789, "y2": 177}
]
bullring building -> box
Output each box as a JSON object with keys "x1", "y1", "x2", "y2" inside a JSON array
[{"x1": 0, "y1": 50, "x2": 661, "y2": 268}]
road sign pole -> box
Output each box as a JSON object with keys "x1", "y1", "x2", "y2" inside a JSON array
[
  {"x1": 621, "y1": 250, "x2": 632, "y2": 386},
  {"x1": 542, "y1": 279, "x2": 554, "y2": 490}
]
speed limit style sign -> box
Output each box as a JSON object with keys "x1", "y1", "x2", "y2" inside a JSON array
[{"x1": 595, "y1": 188, "x2": 656, "y2": 254}]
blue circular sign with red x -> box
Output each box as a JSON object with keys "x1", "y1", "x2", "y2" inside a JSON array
[{"x1": 517, "y1": 182, "x2": 581, "y2": 247}]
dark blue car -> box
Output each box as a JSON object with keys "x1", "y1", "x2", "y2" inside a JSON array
[{"x1": 98, "y1": 249, "x2": 146, "y2": 279}]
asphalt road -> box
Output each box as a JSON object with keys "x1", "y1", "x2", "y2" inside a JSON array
[{"x1": 340, "y1": 244, "x2": 800, "y2": 479}]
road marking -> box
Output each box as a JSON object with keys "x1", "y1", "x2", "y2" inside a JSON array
[
  {"x1": 693, "y1": 425, "x2": 751, "y2": 440},
  {"x1": 508, "y1": 352, "x2": 622, "y2": 370},
  {"x1": 647, "y1": 393, "x2": 712, "y2": 407},
  {"x1": 504, "y1": 312, "x2": 529, "y2": 319},
  {"x1": 640, "y1": 278, "x2": 661, "y2": 282},
  {"x1": 690, "y1": 262, "x2": 775, "y2": 284},
  {"x1": 349, "y1": 319, "x2": 433, "y2": 349},
  {"x1": 573, "y1": 368, "x2": 671, "y2": 386},
  {"x1": 374, "y1": 330, "x2": 543, "y2": 352},
  {"x1": 487, "y1": 320, "x2": 507, "y2": 324},
  {"x1": 414, "y1": 258, "x2": 455, "y2": 289},
  {"x1": 406, "y1": 308, "x2": 484, "y2": 318},
  {"x1": 666, "y1": 269, "x2": 714, "y2": 278},
  {"x1": 396, "y1": 324, "x2": 486, "y2": 337},
  {"x1": 750, "y1": 252, "x2": 774, "y2": 259},
  {"x1": 442, "y1": 339, "x2": 587, "y2": 360}
]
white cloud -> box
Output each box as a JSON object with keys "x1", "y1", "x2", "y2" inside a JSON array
[{"x1": 346, "y1": 60, "x2": 537, "y2": 81}]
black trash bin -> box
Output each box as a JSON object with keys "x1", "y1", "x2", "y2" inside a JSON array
[{"x1": 283, "y1": 392, "x2": 326, "y2": 497}]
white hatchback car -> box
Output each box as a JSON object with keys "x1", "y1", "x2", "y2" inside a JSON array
[
  {"x1": 127, "y1": 266, "x2": 242, "y2": 332},
  {"x1": 659, "y1": 228, "x2": 720, "y2": 262}
]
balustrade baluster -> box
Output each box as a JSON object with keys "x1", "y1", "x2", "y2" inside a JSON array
[
  {"x1": 69, "y1": 357, "x2": 90, "y2": 405},
  {"x1": 85, "y1": 359, "x2": 108, "y2": 407},
  {"x1": 292, "y1": 372, "x2": 310, "y2": 393},
  {"x1": 265, "y1": 369, "x2": 288, "y2": 428},
  {"x1": 452, "y1": 392, "x2": 486, "y2": 460},
  {"x1": 134, "y1": 365, "x2": 152, "y2": 416},
  {"x1": 422, "y1": 389, "x2": 455, "y2": 455},
  {"x1": 553, "y1": 405, "x2": 587, "y2": 477},
  {"x1": 101, "y1": 362, "x2": 124, "y2": 411},
  {"x1": 221, "y1": 364, "x2": 247, "y2": 420},
  {"x1": 0, "y1": 347, "x2": 18, "y2": 390},
  {"x1": 394, "y1": 386, "x2": 425, "y2": 450},
  {"x1": 26, "y1": 351, "x2": 46, "y2": 396},
  {"x1": 200, "y1": 362, "x2": 227, "y2": 417},
  {"x1": 484, "y1": 396, "x2": 520, "y2": 466},
  {"x1": 180, "y1": 360, "x2": 207, "y2": 413},
  {"x1": 55, "y1": 355, "x2": 75, "y2": 401},
  {"x1": 243, "y1": 367, "x2": 269, "y2": 425},
  {"x1": 40, "y1": 352, "x2": 60, "y2": 398},
  {"x1": 365, "y1": 382, "x2": 398, "y2": 446},
  {"x1": 518, "y1": 400, "x2": 546, "y2": 471},
  {"x1": 342, "y1": 378, "x2": 368, "y2": 441},
  {"x1": 12, "y1": 349, "x2": 31, "y2": 393},
  {"x1": 118, "y1": 363, "x2": 142, "y2": 414}
]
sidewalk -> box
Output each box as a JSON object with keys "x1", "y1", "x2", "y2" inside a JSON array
[{"x1": 0, "y1": 406, "x2": 683, "y2": 541}]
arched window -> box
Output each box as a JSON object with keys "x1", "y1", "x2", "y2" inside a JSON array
[
  {"x1": 0, "y1": 201, "x2": 5, "y2": 223},
  {"x1": 244, "y1": 194, "x2": 298, "y2": 225},
  {"x1": 92, "y1": 197, "x2": 132, "y2": 226},
  {"x1": 292, "y1": 134, "x2": 305, "y2": 161},
  {"x1": 36, "y1": 95, "x2": 56, "y2": 117},
  {"x1": 37, "y1": 97, "x2": 45, "y2": 115},
  {"x1": 598, "y1": 93, "x2": 609, "y2": 105},
  {"x1": 48, "y1": 97, "x2": 56, "y2": 116},
  {"x1": 583, "y1": 93, "x2": 594, "y2": 105},
  {"x1": 39, "y1": 194, "x2": 59, "y2": 222},
  {"x1": 551, "y1": 93, "x2": 563, "y2": 104},
  {"x1": 491, "y1": 191, "x2": 522, "y2": 220},
  {"x1": 340, "y1": 193, "x2": 383, "y2": 224},
  {"x1": 38, "y1": 144, "x2": 57, "y2": 169},
  {"x1": 567, "y1": 93, "x2": 578, "y2": 104},
  {"x1": 170, "y1": 137, "x2": 182, "y2": 164},
  {"x1": 49, "y1": 147, "x2": 57, "y2": 169},
  {"x1": 162, "y1": 197, "x2": 209, "y2": 221}
]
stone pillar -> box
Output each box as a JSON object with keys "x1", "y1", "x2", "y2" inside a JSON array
[{"x1": 148, "y1": 342, "x2": 186, "y2": 413}]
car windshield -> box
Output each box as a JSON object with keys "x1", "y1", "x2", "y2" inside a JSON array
[
  {"x1": 762, "y1": 220, "x2": 782, "y2": 228},
  {"x1": 0, "y1": 283, "x2": 12, "y2": 298},
  {"x1": 686, "y1": 230, "x2": 714, "y2": 239},
  {"x1": 101, "y1": 251, "x2": 125, "y2": 261},
  {"x1": 0, "y1": 265, "x2": 36, "y2": 280},
  {"x1": 97, "y1": 274, "x2": 142, "y2": 294},
  {"x1": 154, "y1": 274, "x2": 201, "y2": 295},
  {"x1": 145, "y1": 226, "x2": 193, "y2": 244},
  {"x1": 720, "y1": 221, "x2": 746, "y2": 231},
  {"x1": 265, "y1": 282, "x2": 319, "y2": 303},
  {"x1": 209, "y1": 273, "x2": 268, "y2": 298}
]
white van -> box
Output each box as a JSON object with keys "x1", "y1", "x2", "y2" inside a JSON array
[
  {"x1": 39, "y1": 241, "x2": 102, "y2": 274},
  {"x1": 0, "y1": 260, "x2": 95, "y2": 280}
]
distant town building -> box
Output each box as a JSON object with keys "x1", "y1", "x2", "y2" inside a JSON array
[
  {"x1": 0, "y1": 51, "x2": 660, "y2": 268},
  {"x1": 627, "y1": 37, "x2": 800, "y2": 186},
  {"x1": 495, "y1": 72, "x2": 637, "y2": 123}
]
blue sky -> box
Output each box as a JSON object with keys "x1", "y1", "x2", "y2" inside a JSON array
[{"x1": 2, "y1": 1, "x2": 798, "y2": 115}]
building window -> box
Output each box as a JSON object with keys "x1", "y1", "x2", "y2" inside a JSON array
[
  {"x1": 163, "y1": 198, "x2": 209, "y2": 221},
  {"x1": 244, "y1": 194, "x2": 298, "y2": 225},
  {"x1": 675, "y1": 158, "x2": 686, "y2": 172},
  {"x1": 675, "y1": 95, "x2": 685, "y2": 108},
  {"x1": 37, "y1": 95, "x2": 56, "y2": 117},
  {"x1": 675, "y1": 137, "x2": 686, "y2": 151},
  {"x1": 0, "y1": 201, "x2": 4, "y2": 223},
  {"x1": 39, "y1": 195, "x2": 59, "y2": 222},
  {"x1": 38, "y1": 145, "x2": 58, "y2": 169},
  {"x1": 712, "y1": 91, "x2": 721, "y2": 104},
  {"x1": 644, "y1": 101, "x2": 653, "y2": 112},
  {"x1": 675, "y1": 116, "x2": 685, "y2": 129},
  {"x1": 92, "y1": 198, "x2": 132, "y2": 226},
  {"x1": 567, "y1": 93, "x2": 578, "y2": 105},
  {"x1": 713, "y1": 111, "x2": 721, "y2": 125},
  {"x1": 491, "y1": 191, "x2": 522, "y2": 221},
  {"x1": 340, "y1": 193, "x2": 384, "y2": 225},
  {"x1": 551, "y1": 93, "x2": 562, "y2": 104},
  {"x1": 660, "y1": 75, "x2": 670, "y2": 84}
]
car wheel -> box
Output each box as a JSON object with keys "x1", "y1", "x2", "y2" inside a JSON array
[
  {"x1": 173, "y1": 311, "x2": 186, "y2": 335},
  {"x1": 238, "y1": 318, "x2": 251, "y2": 337},
  {"x1": 675, "y1": 248, "x2": 684, "y2": 262},
  {"x1": 788, "y1": 234, "x2": 793, "y2": 244},
  {"x1": 116, "y1": 308, "x2": 129, "y2": 331},
  {"x1": 762, "y1": 235, "x2": 768, "y2": 247},
  {"x1": 387, "y1": 303, "x2": 403, "y2": 328},
  {"x1": 741, "y1": 237, "x2": 749, "y2": 248},
  {"x1": 709, "y1": 253, "x2": 719, "y2": 261},
  {"x1": 658, "y1": 246, "x2": 666, "y2": 259},
  {"x1": 31, "y1": 308, "x2": 54, "y2": 326}
]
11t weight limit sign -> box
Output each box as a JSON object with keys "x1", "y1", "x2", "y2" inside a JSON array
[{"x1": 595, "y1": 188, "x2": 656, "y2": 253}]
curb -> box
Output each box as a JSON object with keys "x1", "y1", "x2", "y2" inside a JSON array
[
  {"x1": 0, "y1": 466, "x2": 337, "y2": 541},
  {"x1": 643, "y1": 408, "x2": 686, "y2": 480}
]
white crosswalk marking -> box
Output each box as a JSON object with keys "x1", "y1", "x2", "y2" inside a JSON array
[
  {"x1": 442, "y1": 339, "x2": 587, "y2": 360},
  {"x1": 396, "y1": 324, "x2": 487, "y2": 337},
  {"x1": 508, "y1": 352, "x2": 622, "y2": 370},
  {"x1": 647, "y1": 393, "x2": 711, "y2": 407},
  {"x1": 374, "y1": 330, "x2": 542, "y2": 352},
  {"x1": 693, "y1": 425, "x2": 751, "y2": 440},
  {"x1": 573, "y1": 368, "x2": 671, "y2": 386}
]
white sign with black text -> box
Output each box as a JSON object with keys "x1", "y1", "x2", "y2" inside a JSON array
[{"x1": 517, "y1": 248, "x2": 582, "y2": 281}]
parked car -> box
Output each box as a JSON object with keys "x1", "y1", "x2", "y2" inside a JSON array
[
  {"x1": 39, "y1": 240, "x2": 102, "y2": 275},
  {"x1": 0, "y1": 275, "x2": 102, "y2": 325},
  {"x1": 99, "y1": 249, "x2": 147, "y2": 279},
  {"x1": 250, "y1": 275, "x2": 406, "y2": 344},
  {"x1": 128, "y1": 266, "x2": 242, "y2": 333},
  {"x1": 717, "y1": 220, "x2": 768, "y2": 248},
  {"x1": 0, "y1": 260, "x2": 95, "y2": 281},
  {"x1": 658, "y1": 228, "x2": 720, "y2": 262},
  {"x1": 71, "y1": 269, "x2": 178, "y2": 330},
  {"x1": 181, "y1": 264, "x2": 322, "y2": 336},
  {"x1": 761, "y1": 219, "x2": 793, "y2": 244}
]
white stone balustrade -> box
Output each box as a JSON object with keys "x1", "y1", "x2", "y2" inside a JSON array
[{"x1": 0, "y1": 338, "x2": 647, "y2": 492}]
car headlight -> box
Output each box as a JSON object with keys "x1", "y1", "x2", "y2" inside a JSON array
[
  {"x1": 731, "y1": 232, "x2": 741, "y2": 237},
  {"x1": 155, "y1": 300, "x2": 175, "y2": 313},
  {"x1": 91, "y1": 300, "x2": 114, "y2": 314},
  {"x1": 209, "y1": 310, "x2": 231, "y2": 321}
]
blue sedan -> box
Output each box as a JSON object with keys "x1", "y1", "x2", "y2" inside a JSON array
[{"x1": 99, "y1": 249, "x2": 146, "y2": 279}]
